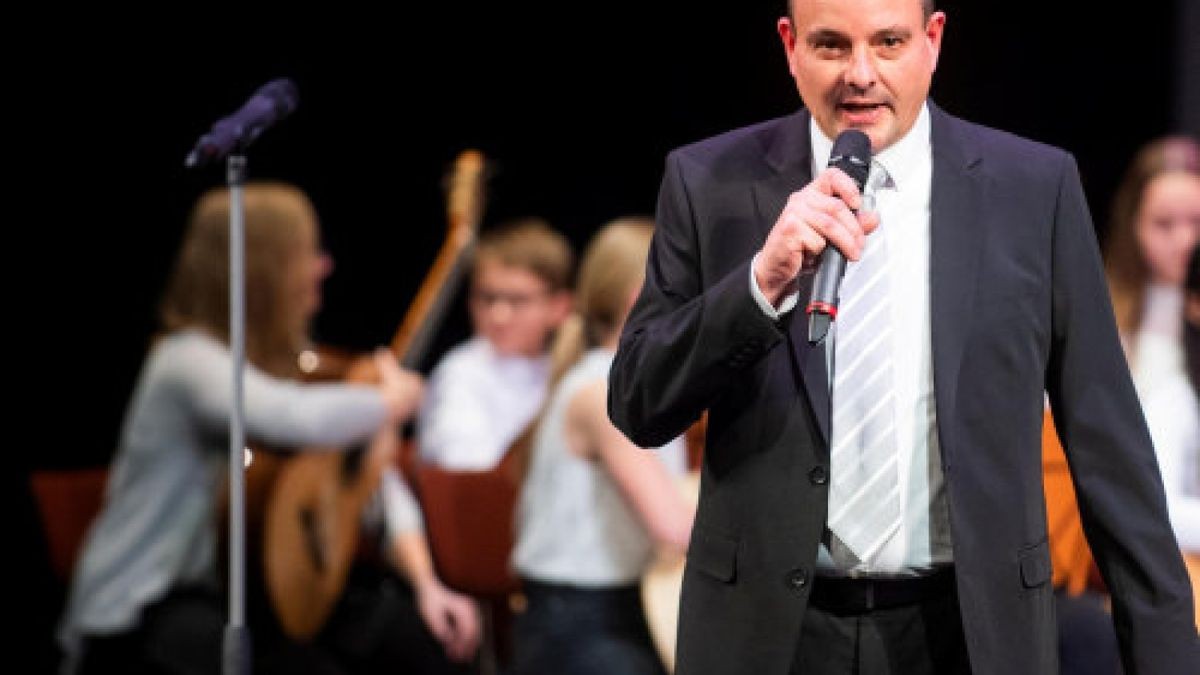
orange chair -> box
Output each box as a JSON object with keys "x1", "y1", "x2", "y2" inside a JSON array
[
  {"x1": 1044, "y1": 410, "x2": 1200, "y2": 628},
  {"x1": 1042, "y1": 411, "x2": 1105, "y2": 595},
  {"x1": 413, "y1": 459, "x2": 522, "y2": 599},
  {"x1": 29, "y1": 468, "x2": 109, "y2": 582},
  {"x1": 1187, "y1": 555, "x2": 1200, "y2": 629}
]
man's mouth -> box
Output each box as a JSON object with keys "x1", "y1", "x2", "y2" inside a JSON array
[
  {"x1": 839, "y1": 101, "x2": 887, "y2": 113},
  {"x1": 837, "y1": 101, "x2": 888, "y2": 124}
]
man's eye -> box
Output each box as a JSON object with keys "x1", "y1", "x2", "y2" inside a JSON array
[{"x1": 813, "y1": 41, "x2": 847, "y2": 54}]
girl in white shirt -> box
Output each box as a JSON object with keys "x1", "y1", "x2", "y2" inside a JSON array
[
  {"x1": 1140, "y1": 246, "x2": 1200, "y2": 554},
  {"x1": 1104, "y1": 136, "x2": 1200, "y2": 398},
  {"x1": 1103, "y1": 139, "x2": 1200, "y2": 555},
  {"x1": 512, "y1": 218, "x2": 694, "y2": 675}
]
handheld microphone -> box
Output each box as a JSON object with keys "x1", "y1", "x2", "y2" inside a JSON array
[
  {"x1": 806, "y1": 129, "x2": 872, "y2": 344},
  {"x1": 185, "y1": 78, "x2": 299, "y2": 168}
]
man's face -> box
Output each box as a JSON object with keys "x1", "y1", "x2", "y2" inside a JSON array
[
  {"x1": 469, "y1": 257, "x2": 571, "y2": 358},
  {"x1": 779, "y1": 0, "x2": 945, "y2": 152}
]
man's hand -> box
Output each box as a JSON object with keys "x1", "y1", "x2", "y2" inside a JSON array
[{"x1": 753, "y1": 167, "x2": 880, "y2": 307}]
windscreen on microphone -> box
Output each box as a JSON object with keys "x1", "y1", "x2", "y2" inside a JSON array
[
  {"x1": 828, "y1": 130, "x2": 872, "y2": 193},
  {"x1": 185, "y1": 78, "x2": 300, "y2": 168},
  {"x1": 806, "y1": 129, "x2": 872, "y2": 345}
]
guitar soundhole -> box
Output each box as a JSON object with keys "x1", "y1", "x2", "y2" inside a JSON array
[
  {"x1": 340, "y1": 445, "x2": 365, "y2": 485},
  {"x1": 299, "y1": 506, "x2": 327, "y2": 573}
]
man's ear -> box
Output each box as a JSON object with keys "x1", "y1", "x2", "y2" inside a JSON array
[{"x1": 778, "y1": 16, "x2": 800, "y2": 79}]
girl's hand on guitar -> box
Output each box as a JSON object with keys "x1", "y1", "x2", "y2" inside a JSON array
[
  {"x1": 414, "y1": 577, "x2": 481, "y2": 662},
  {"x1": 373, "y1": 348, "x2": 424, "y2": 423}
]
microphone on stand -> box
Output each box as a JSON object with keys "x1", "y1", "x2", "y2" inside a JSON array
[{"x1": 185, "y1": 78, "x2": 299, "y2": 168}]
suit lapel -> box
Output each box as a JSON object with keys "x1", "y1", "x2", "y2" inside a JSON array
[
  {"x1": 928, "y1": 103, "x2": 984, "y2": 462},
  {"x1": 750, "y1": 109, "x2": 832, "y2": 446},
  {"x1": 749, "y1": 104, "x2": 985, "y2": 450}
]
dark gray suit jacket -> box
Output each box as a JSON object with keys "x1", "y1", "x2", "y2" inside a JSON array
[{"x1": 608, "y1": 103, "x2": 1199, "y2": 674}]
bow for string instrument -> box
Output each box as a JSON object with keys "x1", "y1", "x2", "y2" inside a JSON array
[{"x1": 236, "y1": 150, "x2": 488, "y2": 641}]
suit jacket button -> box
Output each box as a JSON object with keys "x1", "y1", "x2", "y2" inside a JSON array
[
  {"x1": 786, "y1": 568, "x2": 808, "y2": 591},
  {"x1": 809, "y1": 466, "x2": 828, "y2": 485}
]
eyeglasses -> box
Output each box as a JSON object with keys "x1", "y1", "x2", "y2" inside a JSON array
[{"x1": 469, "y1": 288, "x2": 549, "y2": 311}]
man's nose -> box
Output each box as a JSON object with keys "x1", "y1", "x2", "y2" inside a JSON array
[{"x1": 845, "y1": 47, "x2": 878, "y2": 90}]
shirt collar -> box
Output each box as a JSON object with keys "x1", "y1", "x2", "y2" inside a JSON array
[{"x1": 809, "y1": 102, "x2": 931, "y2": 192}]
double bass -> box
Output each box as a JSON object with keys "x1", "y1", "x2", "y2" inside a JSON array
[{"x1": 232, "y1": 150, "x2": 488, "y2": 640}]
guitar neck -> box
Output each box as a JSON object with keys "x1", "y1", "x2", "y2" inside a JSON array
[
  {"x1": 392, "y1": 240, "x2": 474, "y2": 370},
  {"x1": 389, "y1": 149, "x2": 486, "y2": 371}
]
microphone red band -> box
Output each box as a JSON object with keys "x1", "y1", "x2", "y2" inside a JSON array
[{"x1": 806, "y1": 301, "x2": 838, "y2": 318}]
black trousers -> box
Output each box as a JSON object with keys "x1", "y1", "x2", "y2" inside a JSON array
[
  {"x1": 790, "y1": 578, "x2": 972, "y2": 675},
  {"x1": 512, "y1": 578, "x2": 666, "y2": 675},
  {"x1": 1054, "y1": 589, "x2": 1122, "y2": 675},
  {"x1": 77, "y1": 587, "x2": 224, "y2": 675},
  {"x1": 77, "y1": 566, "x2": 475, "y2": 675}
]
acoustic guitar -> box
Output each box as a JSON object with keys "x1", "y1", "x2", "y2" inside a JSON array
[
  {"x1": 642, "y1": 415, "x2": 706, "y2": 672},
  {"x1": 239, "y1": 150, "x2": 488, "y2": 640},
  {"x1": 1187, "y1": 553, "x2": 1200, "y2": 629}
]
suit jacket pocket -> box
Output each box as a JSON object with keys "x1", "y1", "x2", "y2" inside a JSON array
[
  {"x1": 688, "y1": 527, "x2": 738, "y2": 583},
  {"x1": 1018, "y1": 538, "x2": 1052, "y2": 588}
]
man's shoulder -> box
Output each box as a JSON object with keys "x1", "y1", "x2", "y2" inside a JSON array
[
  {"x1": 935, "y1": 107, "x2": 1072, "y2": 171},
  {"x1": 666, "y1": 110, "x2": 806, "y2": 176}
]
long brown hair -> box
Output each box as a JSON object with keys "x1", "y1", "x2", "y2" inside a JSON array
[
  {"x1": 1105, "y1": 136, "x2": 1200, "y2": 339},
  {"x1": 510, "y1": 218, "x2": 654, "y2": 478},
  {"x1": 160, "y1": 182, "x2": 320, "y2": 377},
  {"x1": 547, "y1": 218, "x2": 655, "y2": 387}
]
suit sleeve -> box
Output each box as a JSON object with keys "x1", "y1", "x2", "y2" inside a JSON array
[
  {"x1": 608, "y1": 150, "x2": 787, "y2": 448},
  {"x1": 1044, "y1": 154, "x2": 1200, "y2": 670}
]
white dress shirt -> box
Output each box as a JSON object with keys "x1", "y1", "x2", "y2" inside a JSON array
[
  {"x1": 1141, "y1": 372, "x2": 1200, "y2": 553},
  {"x1": 751, "y1": 104, "x2": 953, "y2": 574},
  {"x1": 417, "y1": 336, "x2": 550, "y2": 470},
  {"x1": 1129, "y1": 283, "x2": 1185, "y2": 398},
  {"x1": 1127, "y1": 284, "x2": 1198, "y2": 553}
]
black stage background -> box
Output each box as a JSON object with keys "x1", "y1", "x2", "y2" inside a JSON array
[{"x1": 15, "y1": 1, "x2": 1198, "y2": 668}]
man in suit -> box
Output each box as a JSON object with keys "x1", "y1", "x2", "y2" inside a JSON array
[{"x1": 607, "y1": 0, "x2": 1199, "y2": 673}]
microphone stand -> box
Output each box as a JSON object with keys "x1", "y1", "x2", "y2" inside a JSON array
[
  {"x1": 223, "y1": 154, "x2": 251, "y2": 675},
  {"x1": 183, "y1": 76, "x2": 296, "y2": 675}
]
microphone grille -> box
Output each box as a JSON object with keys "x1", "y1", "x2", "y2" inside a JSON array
[{"x1": 829, "y1": 129, "x2": 871, "y2": 189}]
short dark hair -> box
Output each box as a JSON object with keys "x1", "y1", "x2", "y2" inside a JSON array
[
  {"x1": 785, "y1": 0, "x2": 936, "y2": 21},
  {"x1": 473, "y1": 218, "x2": 575, "y2": 293}
]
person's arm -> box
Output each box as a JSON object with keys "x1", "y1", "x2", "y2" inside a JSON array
[
  {"x1": 380, "y1": 467, "x2": 480, "y2": 663},
  {"x1": 1044, "y1": 154, "x2": 1199, "y2": 669},
  {"x1": 172, "y1": 334, "x2": 388, "y2": 448},
  {"x1": 572, "y1": 379, "x2": 693, "y2": 552},
  {"x1": 607, "y1": 152, "x2": 874, "y2": 448},
  {"x1": 608, "y1": 151, "x2": 787, "y2": 448}
]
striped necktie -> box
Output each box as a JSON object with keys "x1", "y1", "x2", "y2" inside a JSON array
[{"x1": 827, "y1": 162, "x2": 898, "y2": 567}]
